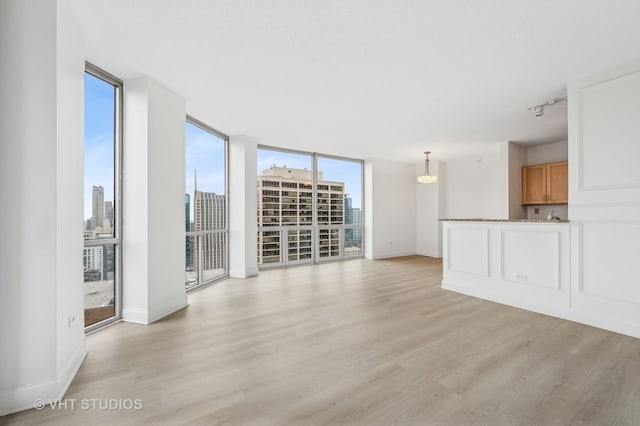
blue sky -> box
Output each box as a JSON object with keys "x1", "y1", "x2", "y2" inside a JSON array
[
  {"x1": 85, "y1": 74, "x2": 361, "y2": 225},
  {"x1": 185, "y1": 122, "x2": 226, "y2": 221},
  {"x1": 84, "y1": 73, "x2": 115, "y2": 223}
]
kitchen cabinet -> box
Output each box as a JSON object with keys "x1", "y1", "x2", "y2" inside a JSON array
[{"x1": 522, "y1": 161, "x2": 568, "y2": 205}]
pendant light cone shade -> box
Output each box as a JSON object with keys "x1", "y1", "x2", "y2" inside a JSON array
[{"x1": 417, "y1": 151, "x2": 437, "y2": 184}]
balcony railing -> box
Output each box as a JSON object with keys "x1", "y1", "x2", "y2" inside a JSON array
[
  {"x1": 257, "y1": 223, "x2": 363, "y2": 267},
  {"x1": 186, "y1": 228, "x2": 227, "y2": 290}
]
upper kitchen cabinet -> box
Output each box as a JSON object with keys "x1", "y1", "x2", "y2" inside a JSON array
[
  {"x1": 522, "y1": 164, "x2": 546, "y2": 204},
  {"x1": 522, "y1": 161, "x2": 568, "y2": 205}
]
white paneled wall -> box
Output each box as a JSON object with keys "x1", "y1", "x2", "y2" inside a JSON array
[
  {"x1": 442, "y1": 221, "x2": 571, "y2": 317},
  {"x1": 568, "y1": 60, "x2": 640, "y2": 338}
]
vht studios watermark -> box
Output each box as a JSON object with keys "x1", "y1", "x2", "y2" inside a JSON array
[{"x1": 34, "y1": 398, "x2": 143, "y2": 411}]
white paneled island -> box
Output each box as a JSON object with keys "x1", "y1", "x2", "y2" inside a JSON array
[{"x1": 442, "y1": 219, "x2": 572, "y2": 322}]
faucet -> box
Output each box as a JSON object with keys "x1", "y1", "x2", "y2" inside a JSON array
[{"x1": 547, "y1": 210, "x2": 560, "y2": 221}]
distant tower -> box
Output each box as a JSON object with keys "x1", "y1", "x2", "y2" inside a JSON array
[
  {"x1": 193, "y1": 169, "x2": 225, "y2": 271},
  {"x1": 185, "y1": 193, "x2": 192, "y2": 267},
  {"x1": 352, "y1": 208, "x2": 362, "y2": 247},
  {"x1": 91, "y1": 186, "x2": 104, "y2": 230},
  {"x1": 104, "y1": 201, "x2": 114, "y2": 227},
  {"x1": 344, "y1": 194, "x2": 354, "y2": 248}
]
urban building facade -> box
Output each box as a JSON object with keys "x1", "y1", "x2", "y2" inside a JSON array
[
  {"x1": 257, "y1": 166, "x2": 345, "y2": 264},
  {"x1": 192, "y1": 186, "x2": 225, "y2": 272},
  {"x1": 91, "y1": 185, "x2": 104, "y2": 229}
]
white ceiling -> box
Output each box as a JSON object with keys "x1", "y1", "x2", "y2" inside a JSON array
[{"x1": 69, "y1": 0, "x2": 640, "y2": 163}]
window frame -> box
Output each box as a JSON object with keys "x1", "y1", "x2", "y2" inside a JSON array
[
  {"x1": 257, "y1": 145, "x2": 365, "y2": 268},
  {"x1": 84, "y1": 62, "x2": 123, "y2": 333},
  {"x1": 185, "y1": 115, "x2": 230, "y2": 292}
]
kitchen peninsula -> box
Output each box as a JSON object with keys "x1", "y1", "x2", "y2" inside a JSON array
[{"x1": 441, "y1": 219, "x2": 571, "y2": 322}]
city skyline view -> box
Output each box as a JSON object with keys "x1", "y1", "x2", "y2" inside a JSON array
[
  {"x1": 84, "y1": 72, "x2": 115, "y2": 224},
  {"x1": 185, "y1": 121, "x2": 226, "y2": 225}
]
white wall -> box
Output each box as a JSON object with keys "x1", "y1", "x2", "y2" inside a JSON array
[
  {"x1": 527, "y1": 140, "x2": 568, "y2": 165},
  {"x1": 123, "y1": 77, "x2": 188, "y2": 324},
  {"x1": 0, "y1": 0, "x2": 86, "y2": 415},
  {"x1": 364, "y1": 159, "x2": 417, "y2": 259},
  {"x1": 55, "y1": 0, "x2": 88, "y2": 396},
  {"x1": 416, "y1": 160, "x2": 443, "y2": 257},
  {"x1": 442, "y1": 143, "x2": 509, "y2": 220},
  {"x1": 229, "y1": 135, "x2": 259, "y2": 278},
  {"x1": 508, "y1": 142, "x2": 527, "y2": 219},
  {"x1": 147, "y1": 79, "x2": 188, "y2": 322}
]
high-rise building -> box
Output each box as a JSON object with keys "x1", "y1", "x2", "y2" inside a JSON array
[
  {"x1": 257, "y1": 166, "x2": 344, "y2": 264},
  {"x1": 185, "y1": 193, "x2": 192, "y2": 268},
  {"x1": 344, "y1": 194, "x2": 354, "y2": 248},
  {"x1": 83, "y1": 245, "x2": 103, "y2": 280},
  {"x1": 91, "y1": 185, "x2": 104, "y2": 230},
  {"x1": 192, "y1": 180, "x2": 225, "y2": 272},
  {"x1": 104, "y1": 201, "x2": 114, "y2": 227},
  {"x1": 351, "y1": 207, "x2": 362, "y2": 251}
]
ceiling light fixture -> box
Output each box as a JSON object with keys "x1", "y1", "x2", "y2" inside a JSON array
[
  {"x1": 528, "y1": 96, "x2": 567, "y2": 117},
  {"x1": 417, "y1": 151, "x2": 437, "y2": 184}
]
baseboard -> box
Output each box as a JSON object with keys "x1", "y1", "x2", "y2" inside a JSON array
[
  {"x1": 371, "y1": 250, "x2": 416, "y2": 260},
  {"x1": 415, "y1": 249, "x2": 442, "y2": 258},
  {"x1": 229, "y1": 267, "x2": 259, "y2": 278},
  {"x1": 122, "y1": 307, "x2": 149, "y2": 325},
  {"x1": 0, "y1": 339, "x2": 87, "y2": 416},
  {"x1": 0, "y1": 378, "x2": 58, "y2": 416}
]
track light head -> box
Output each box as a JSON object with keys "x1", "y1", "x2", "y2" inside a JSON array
[{"x1": 528, "y1": 96, "x2": 566, "y2": 118}]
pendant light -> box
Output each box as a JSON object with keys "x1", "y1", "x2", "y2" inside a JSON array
[{"x1": 417, "y1": 151, "x2": 437, "y2": 184}]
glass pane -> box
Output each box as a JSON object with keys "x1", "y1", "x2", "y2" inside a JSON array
[
  {"x1": 83, "y1": 244, "x2": 115, "y2": 327},
  {"x1": 317, "y1": 157, "x2": 363, "y2": 256},
  {"x1": 200, "y1": 233, "x2": 226, "y2": 282},
  {"x1": 84, "y1": 72, "x2": 117, "y2": 327},
  {"x1": 287, "y1": 229, "x2": 312, "y2": 262},
  {"x1": 318, "y1": 229, "x2": 340, "y2": 258},
  {"x1": 258, "y1": 230, "x2": 281, "y2": 265},
  {"x1": 186, "y1": 122, "x2": 226, "y2": 231},
  {"x1": 185, "y1": 234, "x2": 197, "y2": 289},
  {"x1": 185, "y1": 121, "x2": 227, "y2": 290},
  {"x1": 84, "y1": 73, "x2": 115, "y2": 237},
  {"x1": 344, "y1": 227, "x2": 363, "y2": 257}
]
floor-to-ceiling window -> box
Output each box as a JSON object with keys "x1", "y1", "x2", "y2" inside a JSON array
[
  {"x1": 185, "y1": 116, "x2": 228, "y2": 290},
  {"x1": 257, "y1": 146, "x2": 364, "y2": 267},
  {"x1": 83, "y1": 64, "x2": 122, "y2": 330},
  {"x1": 257, "y1": 149, "x2": 313, "y2": 266},
  {"x1": 316, "y1": 155, "x2": 364, "y2": 260}
]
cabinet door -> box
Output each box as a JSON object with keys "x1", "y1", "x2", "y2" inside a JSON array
[
  {"x1": 522, "y1": 164, "x2": 547, "y2": 204},
  {"x1": 546, "y1": 161, "x2": 568, "y2": 204}
]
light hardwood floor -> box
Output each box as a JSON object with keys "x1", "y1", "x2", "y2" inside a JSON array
[{"x1": 4, "y1": 256, "x2": 640, "y2": 425}]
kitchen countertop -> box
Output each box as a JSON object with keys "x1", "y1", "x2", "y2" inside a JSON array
[{"x1": 440, "y1": 218, "x2": 570, "y2": 223}]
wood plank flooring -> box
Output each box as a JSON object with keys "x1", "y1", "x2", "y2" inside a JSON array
[{"x1": 4, "y1": 256, "x2": 640, "y2": 425}]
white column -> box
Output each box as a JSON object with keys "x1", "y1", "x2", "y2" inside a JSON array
[
  {"x1": 0, "y1": 0, "x2": 86, "y2": 415},
  {"x1": 122, "y1": 77, "x2": 187, "y2": 324},
  {"x1": 228, "y1": 135, "x2": 259, "y2": 278}
]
